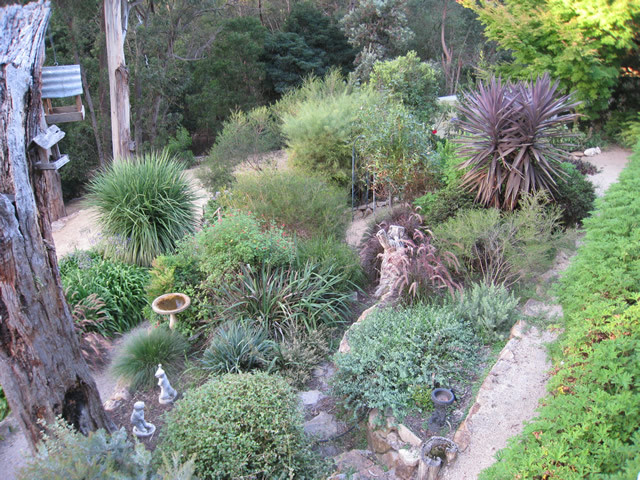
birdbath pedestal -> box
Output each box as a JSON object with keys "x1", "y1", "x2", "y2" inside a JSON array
[{"x1": 151, "y1": 293, "x2": 191, "y2": 330}]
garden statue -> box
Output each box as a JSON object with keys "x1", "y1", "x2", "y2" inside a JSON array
[
  {"x1": 130, "y1": 401, "x2": 155, "y2": 437},
  {"x1": 155, "y1": 364, "x2": 177, "y2": 404}
]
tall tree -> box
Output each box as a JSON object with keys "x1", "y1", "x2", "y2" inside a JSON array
[
  {"x1": 104, "y1": 0, "x2": 133, "y2": 159},
  {"x1": 462, "y1": 0, "x2": 640, "y2": 116},
  {"x1": 0, "y1": 1, "x2": 113, "y2": 451}
]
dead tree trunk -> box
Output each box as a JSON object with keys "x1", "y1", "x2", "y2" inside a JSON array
[
  {"x1": 0, "y1": 1, "x2": 114, "y2": 452},
  {"x1": 104, "y1": 0, "x2": 133, "y2": 160}
]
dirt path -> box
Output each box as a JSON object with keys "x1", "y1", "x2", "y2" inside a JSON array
[{"x1": 440, "y1": 146, "x2": 631, "y2": 480}]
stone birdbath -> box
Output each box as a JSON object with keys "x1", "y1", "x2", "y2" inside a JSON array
[
  {"x1": 428, "y1": 388, "x2": 455, "y2": 431},
  {"x1": 151, "y1": 293, "x2": 190, "y2": 330}
]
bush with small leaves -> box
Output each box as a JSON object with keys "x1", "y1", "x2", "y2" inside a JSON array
[
  {"x1": 158, "y1": 372, "x2": 325, "y2": 479},
  {"x1": 550, "y1": 162, "x2": 596, "y2": 227},
  {"x1": 18, "y1": 418, "x2": 197, "y2": 480},
  {"x1": 332, "y1": 303, "x2": 479, "y2": 419},
  {"x1": 453, "y1": 282, "x2": 520, "y2": 342},
  {"x1": 111, "y1": 327, "x2": 189, "y2": 390}
]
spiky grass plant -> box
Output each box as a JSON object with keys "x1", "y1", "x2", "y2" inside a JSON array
[
  {"x1": 201, "y1": 320, "x2": 275, "y2": 375},
  {"x1": 88, "y1": 150, "x2": 198, "y2": 266},
  {"x1": 111, "y1": 327, "x2": 189, "y2": 390},
  {"x1": 456, "y1": 74, "x2": 580, "y2": 210}
]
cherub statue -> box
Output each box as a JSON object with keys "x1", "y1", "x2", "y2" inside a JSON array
[
  {"x1": 130, "y1": 401, "x2": 155, "y2": 437},
  {"x1": 155, "y1": 364, "x2": 177, "y2": 404}
]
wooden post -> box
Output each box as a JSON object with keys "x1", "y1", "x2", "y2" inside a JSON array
[
  {"x1": 104, "y1": 0, "x2": 133, "y2": 161},
  {"x1": 0, "y1": 1, "x2": 113, "y2": 451}
]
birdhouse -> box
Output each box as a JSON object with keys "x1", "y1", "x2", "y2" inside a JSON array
[{"x1": 41, "y1": 64, "x2": 85, "y2": 124}]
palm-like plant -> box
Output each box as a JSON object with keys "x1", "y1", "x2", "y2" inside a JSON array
[
  {"x1": 88, "y1": 150, "x2": 198, "y2": 266},
  {"x1": 456, "y1": 74, "x2": 580, "y2": 210}
]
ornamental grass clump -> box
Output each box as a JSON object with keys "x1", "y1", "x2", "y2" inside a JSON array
[
  {"x1": 456, "y1": 74, "x2": 580, "y2": 210},
  {"x1": 111, "y1": 326, "x2": 189, "y2": 390},
  {"x1": 88, "y1": 150, "x2": 198, "y2": 266}
]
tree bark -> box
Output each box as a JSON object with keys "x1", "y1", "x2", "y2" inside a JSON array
[
  {"x1": 0, "y1": 1, "x2": 113, "y2": 452},
  {"x1": 104, "y1": 0, "x2": 133, "y2": 160}
]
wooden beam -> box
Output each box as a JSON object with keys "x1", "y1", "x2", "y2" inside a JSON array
[
  {"x1": 34, "y1": 155, "x2": 70, "y2": 171},
  {"x1": 31, "y1": 124, "x2": 65, "y2": 149},
  {"x1": 45, "y1": 105, "x2": 85, "y2": 124}
]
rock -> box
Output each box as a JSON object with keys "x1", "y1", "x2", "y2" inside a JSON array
[
  {"x1": 509, "y1": 320, "x2": 526, "y2": 339},
  {"x1": 303, "y1": 412, "x2": 339, "y2": 439},
  {"x1": 334, "y1": 449, "x2": 375, "y2": 472},
  {"x1": 381, "y1": 449, "x2": 400, "y2": 469},
  {"x1": 522, "y1": 299, "x2": 563, "y2": 319},
  {"x1": 398, "y1": 423, "x2": 422, "y2": 447},
  {"x1": 367, "y1": 429, "x2": 392, "y2": 454},
  {"x1": 398, "y1": 447, "x2": 420, "y2": 467},
  {"x1": 584, "y1": 146, "x2": 601, "y2": 156},
  {"x1": 298, "y1": 390, "x2": 324, "y2": 406}
]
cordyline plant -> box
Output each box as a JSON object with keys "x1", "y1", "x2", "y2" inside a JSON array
[{"x1": 456, "y1": 74, "x2": 580, "y2": 210}]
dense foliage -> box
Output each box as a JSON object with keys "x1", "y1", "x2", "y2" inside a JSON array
[
  {"x1": 87, "y1": 151, "x2": 197, "y2": 266},
  {"x1": 111, "y1": 327, "x2": 189, "y2": 390},
  {"x1": 60, "y1": 251, "x2": 149, "y2": 337},
  {"x1": 18, "y1": 419, "x2": 195, "y2": 480},
  {"x1": 480, "y1": 143, "x2": 640, "y2": 479},
  {"x1": 434, "y1": 193, "x2": 560, "y2": 287},
  {"x1": 332, "y1": 303, "x2": 479, "y2": 419},
  {"x1": 159, "y1": 372, "x2": 324, "y2": 479},
  {"x1": 462, "y1": 0, "x2": 640, "y2": 117},
  {"x1": 551, "y1": 162, "x2": 596, "y2": 227}
]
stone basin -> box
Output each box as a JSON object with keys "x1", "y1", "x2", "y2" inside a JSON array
[{"x1": 151, "y1": 293, "x2": 190, "y2": 329}]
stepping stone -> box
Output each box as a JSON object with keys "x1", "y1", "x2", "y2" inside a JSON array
[
  {"x1": 304, "y1": 411, "x2": 339, "y2": 439},
  {"x1": 298, "y1": 390, "x2": 325, "y2": 406}
]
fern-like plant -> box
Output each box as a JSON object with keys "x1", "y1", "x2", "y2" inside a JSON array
[
  {"x1": 456, "y1": 74, "x2": 580, "y2": 210},
  {"x1": 88, "y1": 150, "x2": 198, "y2": 266}
]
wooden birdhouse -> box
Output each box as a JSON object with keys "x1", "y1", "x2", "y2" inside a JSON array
[{"x1": 41, "y1": 64, "x2": 85, "y2": 124}]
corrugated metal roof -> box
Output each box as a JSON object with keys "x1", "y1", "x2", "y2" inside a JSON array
[{"x1": 42, "y1": 65, "x2": 83, "y2": 98}]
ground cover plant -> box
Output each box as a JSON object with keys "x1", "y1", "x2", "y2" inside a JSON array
[
  {"x1": 18, "y1": 419, "x2": 195, "y2": 480},
  {"x1": 480, "y1": 142, "x2": 640, "y2": 479},
  {"x1": 88, "y1": 150, "x2": 197, "y2": 266},
  {"x1": 332, "y1": 303, "x2": 479, "y2": 420},
  {"x1": 60, "y1": 251, "x2": 149, "y2": 337},
  {"x1": 158, "y1": 372, "x2": 325, "y2": 479},
  {"x1": 456, "y1": 74, "x2": 580, "y2": 210},
  {"x1": 111, "y1": 327, "x2": 189, "y2": 390},
  {"x1": 220, "y1": 169, "x2": 349, "y2": 239}
]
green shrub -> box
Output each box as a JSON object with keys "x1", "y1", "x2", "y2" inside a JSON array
[
  {"x1": 199, "y1": 107, "x2": 281, "y2": 193},
  {"x1": 273, "y1": 325, "x2": 330, "y2": 388},
  {"x1": 215, "y1": 263, "x2": 354, "y2": 338},
  {"x1": 332, "y1": 303, "x2": 479, "y2": 419},
  {"x1": 550, "y1": 162, "x2": 596, "y2": 227},
  {"x1": 356, "y1": 93, "x2": 438, "y2": 200},
  {"x1": 195, "y1": 211, "x2": 294, "y2": 283},
  {"x1": 201, "y1": 320, "x2": 275, "y2": 375},
  {"x1": 368, "y1": 51, "x2": 441, "y2": 122},
  {"x1": 87, "y1": 150, "x2": 197, "y2": 266},
  {"x1": 221, "y1": 169, "x2": 349, "y2": 239},
  {"x1": 433, "y1": 193, "x2": 560, "y2": 287},
  {"x1": 414, "y1": 184, "x2": 476, "y2": 228},
  {"x1": 166, "y1": 126, "x2": 196, "y2": 167},
  {"x1": 60, "y1": 251, "x2": 149, "y2": 337},
  {"x1": 111, "y1": 327, "x2": 189, "y2": 390},
  {"x1": 18, "y1": 419, "x2": 196, "y2": 480},
  {"x1": 0, "y1": 386, "x2": 8, "y2": 421},
  {"x1": 453, "y1": 282, "x2": 520, "y2": 342},
  {"x1": 294, "y1": 235, "x2": 366, "y2": 289},
  {"x1": 281, "y1": 83, "x2": 373, "y2": 185},
  {"x1": 479, "y1": 142, "x2": 640, "y2": 479},
  {"x1": 158, "y1": 372, "x2": 324, "y2": 479}
]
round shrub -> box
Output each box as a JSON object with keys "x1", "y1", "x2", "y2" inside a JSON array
[
  {"x1": 88, "y1": 150, "x2": 198, "y2": 266},
  {"x1": 159, "y1": 372, "x2": 322, "y2": 479},
  {"x1": 332, "y1": 303, "x2": 479, "y2": 419},
  {"x1": 111, "y1": 327, "x2": 189, "y2": 389},
  {"x1": 550, "y1": 162, "x2": 596, "y2": 227}
]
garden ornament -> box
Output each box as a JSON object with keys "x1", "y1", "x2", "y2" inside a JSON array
[
  {"x1": 155, "y1": 363, "x2": 177, "y2": 404},
  {"x1": 131, "y1": 401, "x2": 155, "y2": 437}
]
